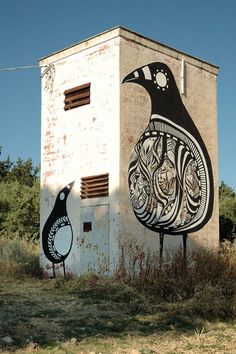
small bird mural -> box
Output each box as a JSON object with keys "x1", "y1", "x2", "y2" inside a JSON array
[
  {"x1": 42, "y1": 181, "x2": 74, "y2": 277},
  {"x1": 122, "y1": 62, "x2": 214, "y2": 258}
]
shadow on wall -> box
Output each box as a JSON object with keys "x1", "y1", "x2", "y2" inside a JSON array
[
  {"x1": 40, "y1": 60, "x2": 217, "y2": 278},
  {"x1": 40, "y1": 178, "x2": 215, "y2": 279},
  {"x1": 41, "y1": 181, "x2": 119, "y2": 278}
]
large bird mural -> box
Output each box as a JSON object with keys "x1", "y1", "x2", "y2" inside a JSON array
[
  {"x1": 42, "y1": 181, "x2": 74, "y2": 277},
  {"x1": 122, "y1": 62, "x2": 214, "y2": 258}
]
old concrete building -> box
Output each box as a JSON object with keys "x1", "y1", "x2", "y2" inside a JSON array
[{"x1": 39, "y1": 27, "x2": 219, "y2": 277}]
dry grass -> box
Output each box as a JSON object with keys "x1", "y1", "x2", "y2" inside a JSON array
[
  {"x1": 0, "y1": 238, "x2": 41, "y2": 278},
  {"x1": 117, "y1": 241, "x2": 236, "y2": 320},
  {"x1": 0, "y1": 240, "x2": 236, "y2": 353},
  {"x1": 0, "y1": 276, "x2": 236, "y2": 353}
]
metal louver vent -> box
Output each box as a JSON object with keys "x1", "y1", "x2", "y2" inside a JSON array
[
  {"x1": 81, "y1": 173, "x2": 109, "y2": 199},
  {"x1": 64, "y1": 83, "x2": 90, "y2": 111}
]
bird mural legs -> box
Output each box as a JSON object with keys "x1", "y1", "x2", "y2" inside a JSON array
[
  {"x1": 159, "y1": 232, "x2": 188, "y2": 263},
  {"x1": 160, "y1": 232, "x2": 188, "y2": 267},
  {"x1": 52, "y1": 264, "x2": 56, "y2": 278},
  {"x1": 51, "y1": 260, "x2": 66, "y2": 278},
  {"x1": 62, "y1": 260, "x2": 66, "y2": 277},
  {"x1": 159, "y1": 232, "x2": 164, "y2": 261},
  {"x1": 183, "y1": 233, "x2": 187, "y2": 259},
  {"x1": 159, "y1": 231, "x2": 164, "y2": 268}
]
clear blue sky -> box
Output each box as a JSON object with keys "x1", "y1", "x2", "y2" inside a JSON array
[{"x1": 0, "y1": 0, "x2": 235, "y2": 190}]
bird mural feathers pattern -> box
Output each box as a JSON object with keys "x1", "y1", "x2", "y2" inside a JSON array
[
  {"x1": 42, "y1": 181, "x2": 74, "y2": 276},
  {"x1": 47, "y1": 216, "x2": 72, "y2": 261},
  {"x1": 128, "y1": 116, "x2": 208, "y2": 233},
  {"x1": 122, "y1": 62, "x2": 214, "y2": 253}
]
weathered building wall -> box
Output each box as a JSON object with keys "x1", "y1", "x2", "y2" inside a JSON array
[
  {"x1": 119, "y1": 30, "x2": 219, "y2": 259},
  {"x1": 40, "y1": 27, "x2": 219, "y2": 277},
  {"x1": 40, "y1": 33, "x2": 121, "y2": 277}
]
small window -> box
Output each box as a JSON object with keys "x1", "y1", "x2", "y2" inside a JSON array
[
  {"x1": 81, "y1": 173, "x2": 109, "y2": 199},
  {"x1": 64, "y1": 83, "x2": 90, "y2": 111},
  {"x1": 83, "y1": 222, "x2": 92, "y2": 232}
]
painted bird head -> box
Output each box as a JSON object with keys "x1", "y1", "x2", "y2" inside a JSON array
[
  {"x1": 123, "y1": 62, "x2": 176, "y2": 91},
  {"x1": 122, "y1": 62, "x2": 184, "y2": 119},
  {"x1": 55, "y1": 181, "x2": 75, "y2": 205}
]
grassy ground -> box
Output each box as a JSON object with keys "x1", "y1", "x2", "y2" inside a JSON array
[{"x1": 0, "y1": 275, "x2": 236, "y2": 354}]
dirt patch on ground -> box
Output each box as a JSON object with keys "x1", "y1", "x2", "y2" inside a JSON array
[{"x1": 0, "y1": 277, "x2": 236, "y2": 353}]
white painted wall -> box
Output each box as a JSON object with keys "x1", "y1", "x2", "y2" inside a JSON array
[
  {"x1": 40, "y1": 34, "x2": 120, "y2": 277},
  {"x1": 40, "y1": 27, "x2": 219, "y2": 277}
]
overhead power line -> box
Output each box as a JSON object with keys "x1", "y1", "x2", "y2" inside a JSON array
[{"x1": 0, "y1": 64, "x2": 47, "y2": 72}]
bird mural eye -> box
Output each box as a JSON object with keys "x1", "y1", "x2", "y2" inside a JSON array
[
  {"x1": 42, "y1": 181, "x2": 74, "y2": 277},
  {"x1": 60, "y1": 192, "x2": 65, "y2": 200},
  {"x1": 154, "y1": 70, "x2": 169, "y2": 90},
  {"x1": 122, "y1": 62, "x2": 214, "y2": 258}
]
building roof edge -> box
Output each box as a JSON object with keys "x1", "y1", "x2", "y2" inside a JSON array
[{"x1": 38, "y1": 26, "x2": 219, "y2": 74}]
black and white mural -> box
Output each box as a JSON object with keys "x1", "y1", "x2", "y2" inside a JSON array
[
  {"x1": 42, "y1": 181, "x2": 74, "y2": 276},
  {"x1": 122, "y1": 62, "x2": 214, "y2": 256}
]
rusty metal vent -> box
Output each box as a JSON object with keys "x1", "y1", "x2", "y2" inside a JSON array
[
  {"x1": 64, "y1": 83, "x2": 90, "y2": 111},
  {"x1": 81, "y1": 173, "x2": 109, "y2": 199}
]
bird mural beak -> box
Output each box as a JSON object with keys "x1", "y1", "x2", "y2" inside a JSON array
[
  {"x1": 122, "y1": 71, "x2": 138, "y2": 84},
  {"x1": 67, "y1": 181, "x2": 75, "y2": 190}
]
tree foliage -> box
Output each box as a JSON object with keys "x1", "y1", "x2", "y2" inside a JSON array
[
  {"x1": 219, "y1": 180, "x2": 235, "y2": 200},
  {"x1": 0, "y1": 156, "x2": 13, "y2": 180},
  {"x1": 0, "y1": 157, "x2": 39, "y2": 241},
  {"x1": 219, "y1": 181, "x2": 236, "y2": 243},
  {"x1": 1, "y1": 155, "x2": 236, "y2": 245},
  {"x1": 0, "y1": 157, "x2": 39, "y2": 186}
]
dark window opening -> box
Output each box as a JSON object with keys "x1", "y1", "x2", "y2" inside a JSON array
[
  {"x1": 81, "y1": 173, "x2": 109, "y2": 199},
  {"x1": 83, "y1": 222, "x2": 92, "y2": 232},
  {"x1": 64, "y1": 83, "x2": 90, "y2": 111}
]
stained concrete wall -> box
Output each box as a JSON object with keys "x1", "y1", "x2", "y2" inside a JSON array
[
  {"x1": 119, "y1": 29, "x2": 219, "y2": 258},
  {"x1": 40, "y1": 27, "x2": 219, "y2": 277},
  {"x1": 40, "y1": 31, "x2": 121, "y2": 277}
]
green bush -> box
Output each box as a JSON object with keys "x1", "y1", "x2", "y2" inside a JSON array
[
  {"x1": 0, "y1": 156, "x2": 40, "y2": 243},
  {"x1": 0, "y1": 180, "x2": 39, "y2": 241}
]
